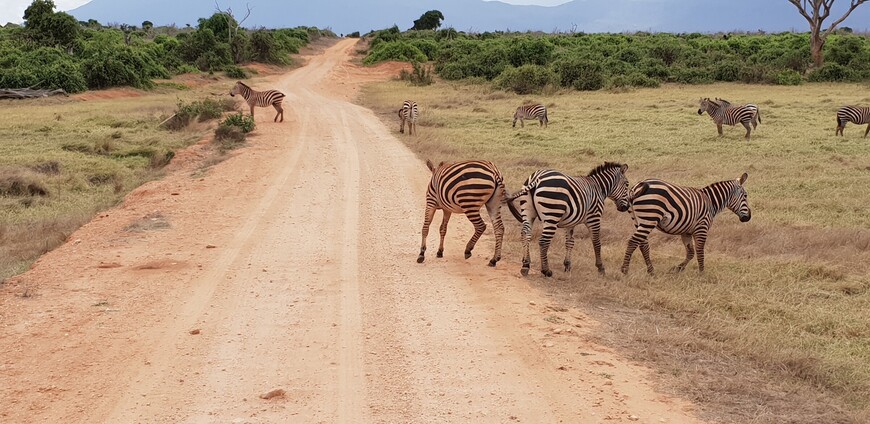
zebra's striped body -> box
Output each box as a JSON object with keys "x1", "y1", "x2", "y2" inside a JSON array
[
  {"x1": 512, "y1": 104, "x2": 548, "y2": 128},
  {"x1": 418, "y1": 160, "x2": 507, "y2": 266},
  {"x1": 230, "y1": 81, "x2": 285, "y2": 122},
  {"x1": 507, "y1": 162, "x2": 630, "y2": 277},
  {"x1": 836, "y1": 106, "x2": 870, "y2": 137},
  {"x1": 716, "y1": 98, "x2": 761, "y2": 129},
  {"x1": 698, "y1": 98, "x2": 759, "y2": 139},
  {"x1": 620, "y1": 174, "x2": 751, "y2": 274},
  {"x1": 398, "y1": 100, "x2": 419, "y2": 135}
]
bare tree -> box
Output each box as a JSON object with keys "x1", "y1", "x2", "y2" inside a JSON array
[
  {"x1": 214, "y1": 1, "x2": 252, "y2": 44},
  {"x1": 786, "y1": 0, "x2": 868, "y2": 67}
]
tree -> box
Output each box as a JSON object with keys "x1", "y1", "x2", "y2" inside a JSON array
[
  {"x1": 142, "y1": 20, "x2": 153, "y2": 36},
  {"x1": 411, "y1": 10, "x2": 444, "y2": 31},
  {"x1": 786, "y1": 0, "x2": 868, "y2": 67}
]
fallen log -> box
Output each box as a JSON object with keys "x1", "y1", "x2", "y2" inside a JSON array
[{"x1": 0, "y1": 88, "x2": 69, "y2": 99}]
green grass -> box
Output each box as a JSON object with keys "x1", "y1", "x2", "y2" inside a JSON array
[
  {"x1": 0, "y1": 89, "x2": 230, "y2": 280},
  {"x1": 360, "y1": 80, "x2": 870, "y2": 423}
]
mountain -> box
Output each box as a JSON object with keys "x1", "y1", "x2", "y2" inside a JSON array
[{"x1": 68, "y1": 0, "x2": 870, "y2": 35}]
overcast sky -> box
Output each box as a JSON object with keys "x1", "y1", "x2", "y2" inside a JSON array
[{"x1": 2, "y1": 0, "x2": 91, "y2": 24}]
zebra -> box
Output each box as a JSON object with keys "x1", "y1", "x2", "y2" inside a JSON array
[
  {"x1": 398, "y1": 100, "x2": 418, "y2": 135},
  {"x1": 836, "y1": 106, "x2": 870, "y2": 137},
  {"x1": 417, "y1": 159, "x2": 507, "y2": 267},
  {"x1": 229, "y1": 81, "x2": 285, "y2": 122},
  {"x1": 620, "y1": 173, "x2": 751, "y2": 275},
  {"x1": 697, "y1": 97, "x2": 759, "y2": 139},
  {"x1": 512, "y1": 103, "x2": 548, "y2": 128},
  {"x1": 716, "y1": 97, "x2": 761, "y2": 129},
  {"x1": 506, "y1": 162, "x2": 630, "y2": 277}
]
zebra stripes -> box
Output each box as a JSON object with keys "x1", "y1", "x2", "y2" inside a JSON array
[
  {"x1": 398, "y1": 100, "x2": 419, "y2": 135},
  {"x1": 512, "y1": 103, "x2": 548, "y2": 128},
  {"x1": 506, "y1": 162, "x2": 630, "y2": 277},
  {"x1": 418, "y1": 160, "x2": 507, "y2": 266},
  {"x1": 716, "y1": 98, "x2": 761, "y2": 129},
  {"x1": 836, "y1": 106, "x2": 870, "y2": 137},
  {"x1": 230, "y1": 81, "x2": 285, "y2": 122},
  {"x1": 620, "y1": 173, "x2": 751, "y2": 274},
  {"x1": 698, "y1": 97, "x2": 759, "y2": 139}
]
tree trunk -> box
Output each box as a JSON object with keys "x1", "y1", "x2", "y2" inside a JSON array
[{"x1": 810, "y1": 30, "x2": 825, "y2": 68}]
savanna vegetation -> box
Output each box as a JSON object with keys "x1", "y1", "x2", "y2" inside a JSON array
[
  {"x1": 361, "y1": 25, "x2": 870, "y2": 93},
  {"x1": 0, "y1": 0, "x2": 334, "y2": 93},
  {"x1": 360, "y1": 80, "x2": 870, "y2": 423}
]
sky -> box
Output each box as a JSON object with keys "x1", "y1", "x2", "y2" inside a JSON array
[{"x1": 1, "y1": 0, "x2": 91, "y2": 24}]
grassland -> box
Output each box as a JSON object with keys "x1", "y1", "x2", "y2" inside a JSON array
[
  {"x1": 0, "y1": 81, "x2": 237, "y2": 281},
  {"x1": 360, "y1": 80, "x2": 870, "y2": 423}
]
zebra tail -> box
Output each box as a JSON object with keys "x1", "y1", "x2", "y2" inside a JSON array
[
  {"x1": 630, "y1": 181, "x2": 650, "y2": 202},
  {"x1": 757, "y1": 109, "x2": 761, "y2": 124},
  {"x1": 506, "y1": 194, "x2": 524, "y2": 223}
]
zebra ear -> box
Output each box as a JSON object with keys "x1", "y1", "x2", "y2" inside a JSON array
[
  {"x1": 738, "y1": 173, "x2": 748, "y2": 185},
  {"x1": 426, "y1": 159, "x2": 435, "y2": 171},
  {"x1": 620, "y1": 164, "x2": 628, "y2": 173}
]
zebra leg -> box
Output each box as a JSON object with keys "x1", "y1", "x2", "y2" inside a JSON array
[
  {"x1": 587, "y1": 220, "x2": 605, "y2": 274},
  {"x1": 563, "y1": 227, "x2": 575, "y2": 272},
  {"x1": 399, "y1": 118, "x2": 405, "y2": 134},
  {"x1": 249, "y1": 104, "x2": 255, "y2": 120},
  {"x1": 538, "y1": 222, "x2": 557, "y2": 277},
  {"x1": 864, "y1": 123, "x2": 869, "y2": 138},
  {"x1": 621, "y1": 223, "x2": 654, "y2": 274},
  {"x1": 520, "y1": 214, "x2": 534, "y2": 276},
  {"x1": 743, "y1": 121, "x2": 752, "y2": 140},
  {"x1": 417, "y1": 205, "x2": 437, "y2": 263},
  {"x1": 273, "y1": 104, "x2": 283, "y2": 122},
  {"x1": 693, "y1": 231, "x2": 708, "y2": 273},
  {"x1": 437, "y1": 211, "x2": 452, "y2": 258},
  {"x1": 717, "y1": 123, "x2": 723, "y2": 137},
  {"x1": 485, "y1": 197, "x2": 504, "y2": 267},
  {"x1": 464, "y1": 210, "x2": 487, "y2": 260},
  {"x1": 671, "y1": 234, "x2": 694, "y2": 273},
  {"x1": 640, "y1": 241, "x2": 654, "y2": 274},
  {"x1": 520, "y1": 118, "x2": 525, "y2": 128}
]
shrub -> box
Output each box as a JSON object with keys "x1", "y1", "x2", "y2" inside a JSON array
[
  {"x1": 399, "y1": 62, "x2": 434, "y2": 86},
  {"x1": 363, "y1": 41, "x2": 428, "y2": 64},
  {"x1": 808, "y1": 62, "x2": 853, "y2": 82},
  {"x1": 775, "y1": 69, "x2": 803, "y2": 86},
  {"x1": 224, "y1": 65, "x2": 248, "y2": 79},
  {"x1": 221, "y1": 112, "x2": 255, "y2": 133},
  {"x1": 250, "y1": 30, "x2": 288, "y2": 64},
  {"x1": 739, "y1": 64, "x2": 772, "y2": 83},
  {"x1": 0, "y1": 168, "x2": 48, "y2": 197},
  {"x1": 713, "y1": 61, "x2": 741, "y2": 82},
  {"x1": 551, "y1": 58, "x2": 604, "y2": 90},
  {"x1": 494, "y1": 64, "x2": 558, "y2": 94},
  {"x1": 672, "y1": 67, "x2": 713, "y2": 84},
  {"x1": 215, "y1": 113, "x2": 254, "y2": 151},
  {"x1": 437, "y1": 62, "x2": 465, "y2": 80}
]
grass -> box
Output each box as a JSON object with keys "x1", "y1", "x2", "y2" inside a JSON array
[
  {"x1": 0, "y1": 88, "x2": 233, "y2": 281},
  {"x1": 360, "y1": 80, "x2": 870, "y2": 423}
]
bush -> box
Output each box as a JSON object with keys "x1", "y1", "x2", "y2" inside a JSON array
[
  {"x1": 221, "y1": 112, "x2": 255, "y2": 133},
  {"x1": 215, "y1": 113, "x2": 255, "y2": 151},
  {"x1": 494, "y1": 64, "x2": 558, "y2": 94},
  {"x1": 224, "y1": 65, "x2": 248, "y2": 79},
  {"x1": 713, "y1": 61, "x2": 741, "y2": 82},
  {"x1": 363, "y1": 41, "x2": 428, "y2": 64},
  {"x1": 437, "y1": 62, "x2": 465, "y2": 80},
  {"x1": 739, "y1": 64, "x2": 772, "y2": 83},
  {"x1": 608, "y1": 72, "x2": 660, "y2": 89},
  {"x1": 551, "y1": 58, "x2": 604, "y2": 90},
  {"x1": 808, "y1": 62, "x2": 853, "y2": 82},
  {"x1": 672, "y1": 67, "x2": 713, "y2": 84},
  {"x1": 775, "y1": 69, "x2": 803, "y2": 85},
  {"x1": 399, "y1": 62, "x2": 434, "y2": 86}
]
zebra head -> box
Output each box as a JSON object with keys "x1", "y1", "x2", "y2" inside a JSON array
[
  {"x1": 727, "y1": 173, "x2": 752, "y2": 223},
  {"x1": 589, "y1": 162, "x2": 630, "y2": 212},
  {"x1": 698, "y1": 97, "x2": 718, "y2": 115},
  {"x1": 229, "y1": 81, "x2": 243, "y2": 97}
]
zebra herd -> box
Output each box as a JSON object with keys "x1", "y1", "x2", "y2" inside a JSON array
[{"x1": 419, "y1": 159, "x2": 752, "y2": 276}]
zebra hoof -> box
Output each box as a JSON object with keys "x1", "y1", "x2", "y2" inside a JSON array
[
  {"x1": 563, "y1": 261, "x2": 571, "y2": 272},
  {"x1": 542, "y1": 269, "x2": 553, "y2": 277},
  {"x1": 464, "y1": 251, "x2": 472, "y2": 259},
  {"x1": 487, "y1": 259, "x2": 497, "y2": 267},
  {"x1": 416, "y1": 255, "x2": 425, "y2": 264},
  {"x1": 520, "y1": 267, "x2": 529, "y2": 276},
  {"x1": 669, "y1": 266, "x2": 685, "y2": 273},
  {"x1": 620, "y1": 267, "x2": 629, "y2": 275},
  {"x1": 436, "y1": 250, "x2": 443, "y2": 258}
]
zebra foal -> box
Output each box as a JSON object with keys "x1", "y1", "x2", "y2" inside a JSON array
[
  {"x1": 836, "y1": 106, "x2": 870, "y2": 137},
  {"x1": 229, "y1": 81, "x2": 285, "y2": 122},
  {"x1": 417, "y1": 160, "x2": 507, "y2": 267},
  {"x1": 398, "y1": 100, "x2": 419, "y2": 135},
  {"x1": 507, "y1": 162, "x2": 630, "y2": 277},
  {"x1": 698, "y1": 97, "x2": 759, "y2": 140},
  {"x1": 512, "y1": 103, "x2": 548, "y2": 128},
  {"x1": 620, "y1": 173, "x2": 752, "y2": 274}
]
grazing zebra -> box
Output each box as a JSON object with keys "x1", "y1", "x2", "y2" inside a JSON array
[
  {"x1": 417, "y1": 160, "x2": 507, "y2": 266},
  {"x1": 398, "y1": 100, "x2": 419, "y2": 135},
  {"x1": 620, "y1": 173, "x2": 752, "y2": 274},
  {"x1": 716, "y1": 97, "x2": 761, "y2": 129},
  {"x1": 512, "y1": 103, "x2": 548, "y2": 128},
  {"x1": 836, "y1": 106, "x2": 870, "y2": 137},
  {"x1": 506, "y1": 162, "x2": 630, "y2": 277},
  {"x1": 697, "y1": 97, "x2": 758, "y2": 139},
  {"x1": 229, "y1": 81, "x2": 285, "y2": 122}
]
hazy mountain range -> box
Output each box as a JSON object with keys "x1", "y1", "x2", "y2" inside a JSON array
[{"x1": 68, "y1": 0, "x2": 870, "y2": 34}]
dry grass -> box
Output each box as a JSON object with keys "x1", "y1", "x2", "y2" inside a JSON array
[{"x1": 360, "y1": 80, "x2": 870, "y2": 423}]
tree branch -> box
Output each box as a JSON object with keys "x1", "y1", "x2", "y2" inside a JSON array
[
  {"x1": 823, "y1": 0, "x2": 868, "y2": 35},
  {"x1": 786, "y1": 0, "x2": 816, "y2": 24}
]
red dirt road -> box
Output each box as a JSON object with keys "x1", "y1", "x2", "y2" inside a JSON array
[{"x1": 1, "y1": 39, "x2": 702, "y2": 423}]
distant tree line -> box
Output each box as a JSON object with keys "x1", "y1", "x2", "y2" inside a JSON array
[
  {"x1": 363, "y1": 25, "x2": 870, "y2": 93},
  {"x1": 0, "y1": 0, "x2": 335, "y2": 93}
]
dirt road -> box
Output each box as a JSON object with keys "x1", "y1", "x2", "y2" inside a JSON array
[{"x1": 1, "y1": 39, "x2": 701, "y2": 423}]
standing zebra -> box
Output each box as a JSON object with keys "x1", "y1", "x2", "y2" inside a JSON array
[
  {"x1": 398, "y1": 100, "x2": 419, "y2": 135},
  {"x1": 512, "y1": 103, "x2": 548, "y2": 128},
  {"x1": 620, "y1": 173, "x2": 752, "y2": 274},
  {"x1": 836, "y1": 106, "x2": 870, "y2": 137},
  {"x1": 229, "y1": 81, "x2": 285, "y2": 122},
  {"x1": 417, "y1": 160, "x2": 507, "y2": 267},
  {"x1": 697, "y1": 98, "x2": 758, "y2": 139},
  {"x1": 716, "y1": 98, "x2": 761, "y2": 129},
  {"x1": 506, "y1": 162, "x2": 630, "y2": 277}
]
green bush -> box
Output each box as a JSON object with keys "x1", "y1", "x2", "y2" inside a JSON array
[
  {"x1": 713, "y1": 61, "x2": 741, "y2": 82},
  {"x1": 399, "y1": 62, "x2": 434, "y2": 86},
  {"x1": 215, "y1": 112, "x2": 255, "y2": 151},
  {"x1": 224, "y1": 65, "x2": 248, "y2": 79},
  {"x1": 551, "y1": 58, "x2": 604, "y2": 90},
  {"x1": 775, "y1": 69, "x2": 803, "y2": 85},
  {"x1": 808, "y1": 62, "x2": 853, "y2": 82},
  {"x1": 221, "y1": 112, "x2": 255, "y2": 133},
  {"x1": 437, "y1": 62, "x2": 465, "y2": 80},
  {"x1": 363, "y1": 41, "x2": 428, "y2": 65},
  {"x1": 494, "y1": 64, "x2": 558, "y2": 94}
]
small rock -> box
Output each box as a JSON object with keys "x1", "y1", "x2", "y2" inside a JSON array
[
  {"x1": 543, "y1": 342, "x2": 554, "y2": 348},
  {"x1": 171, "y1": 192, "x2": 180, "y2": 196},
  {"x1": 553, "y1": 329, "x2": 562, "y2": 335},
  {"x1": 259, "y1": 388, "x2": 286, "y2": 400},
  {"x1": 528, "y1": 301, "x2": 536, "y2": 306},
  {"x1": 628, "y1": 415, "x2": 639, "y2": 421},
  {"x1": 557, "y1": 366, "x2": 567, "y2": 371},
  {"x1": 189, "y1": 329, "x2": 201, "y2": 335},
  {"x1": 206, "y1": 244, "x2": 217, "y2": 249}
]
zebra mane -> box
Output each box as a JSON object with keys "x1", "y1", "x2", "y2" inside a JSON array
[
  {"x1": 587, "y1": 162, "x2": 625, "y2": 177},
  {"x1": 236, "y1": 81, "x2": 250, "y2": 88},
  {"x1": 705, "y1": 98, "x2": 722, "y2": 109}
]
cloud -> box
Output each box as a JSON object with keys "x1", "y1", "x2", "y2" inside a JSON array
[{"x1": 1, "y1": 0, "x2": 91, "y2": 24}]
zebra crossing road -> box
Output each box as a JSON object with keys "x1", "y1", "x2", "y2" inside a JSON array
[{"x1": 0, "y1": 39, "x2": 703, "y2": 423}]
